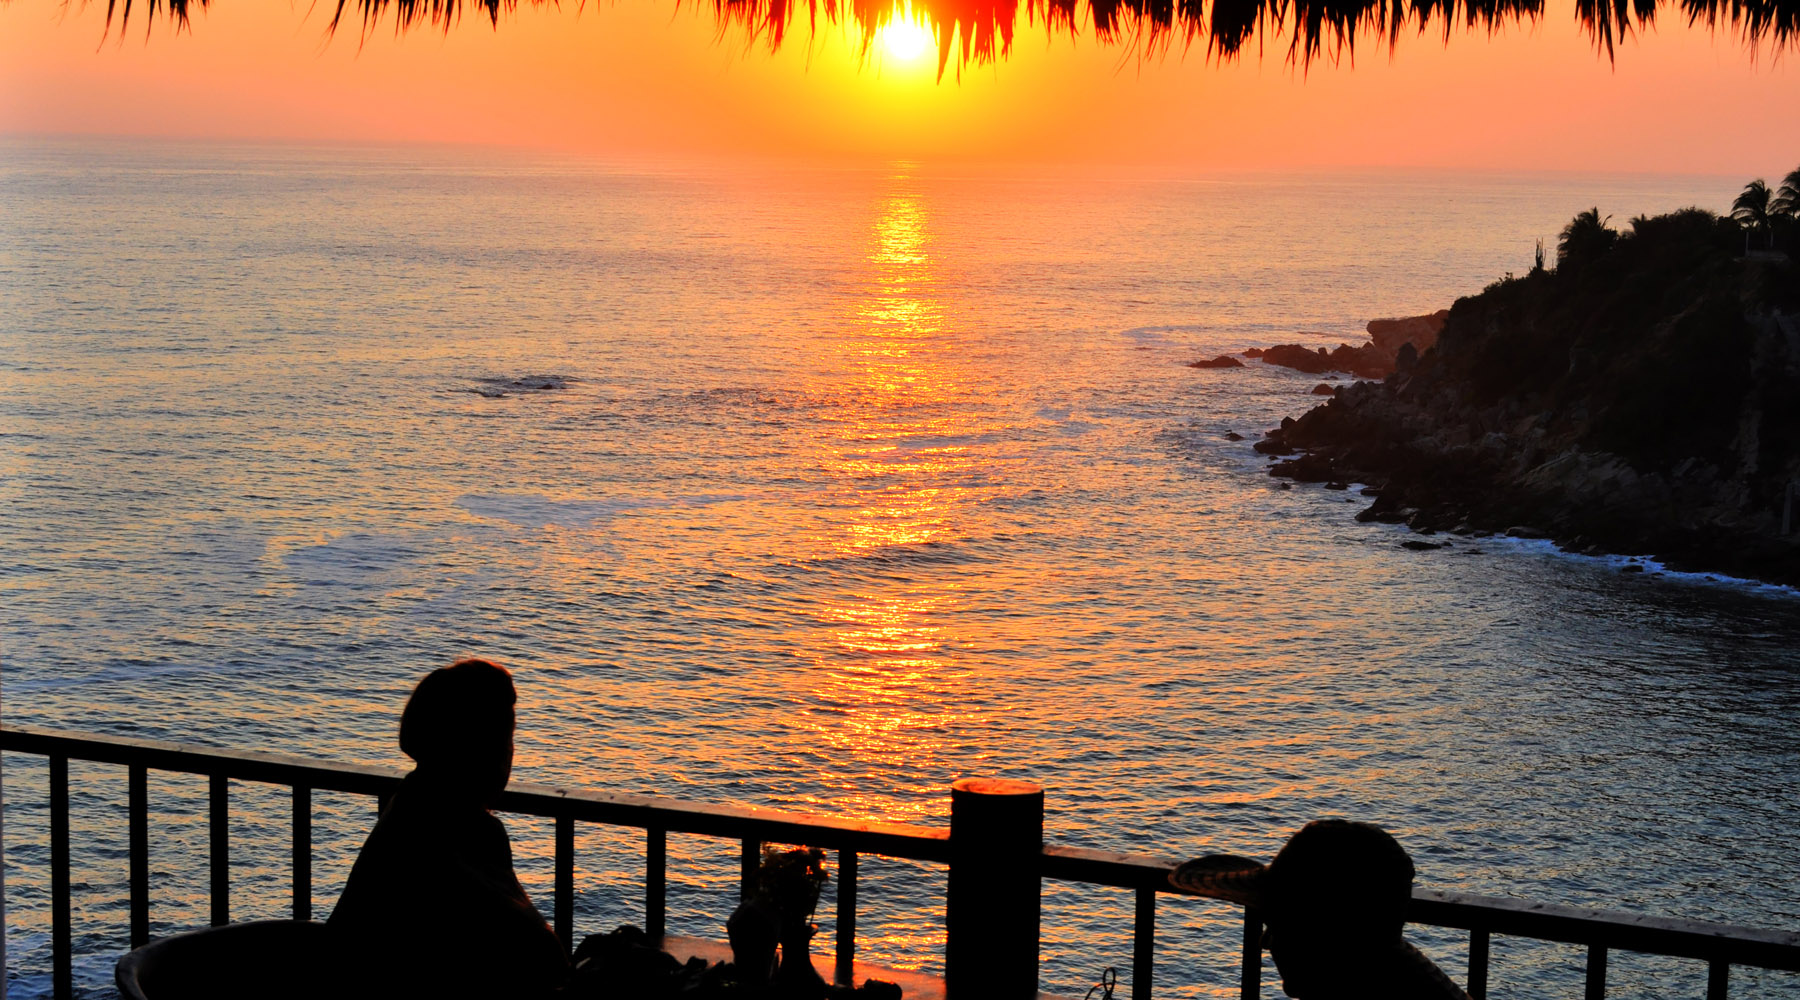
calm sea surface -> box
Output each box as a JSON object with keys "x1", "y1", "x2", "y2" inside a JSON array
[{"x1": 2, "y1": 137, "x2": 1797, "y2": 999}]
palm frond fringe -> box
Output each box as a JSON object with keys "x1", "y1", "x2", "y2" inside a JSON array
[{"x1": 100, "y1": 0, "x2": 1800, "y2": 74}]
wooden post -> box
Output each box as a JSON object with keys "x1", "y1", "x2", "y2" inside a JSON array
[
  {"x1": 741, "y1": 838, "x2": 761, "y2": 903},
  {"x1": 646, "y1": 827, "x2": 667, "y2": 940},
  {"x1": 1466, "y1": 928, "x2": 1490, "y2": 1000},
  {"x1": 130, "y1": 766, "x2": 150, "y2": 945},
  {"x1": 50, "y1": 756, "x2": 70, "y2": 1000},
  {"x1": 555, "y1": 814, "x2": 575, "y2": 953},
  {"x1": 836, "y1": 849, "x2": 859, "y2": 986},
  {"x1": 1585, "y1": 945, "x2": 1607, "y2": 1000},
  {"x1": 944, "y1": 778, "x2": 1043, "y2": 999},
  {"x1": 1132, "y1": 887, "x2": 1155, "y2": 1000},
  {"x1": 210, "y1": 774, "x2": 229, "y2": 927},
  {"x1": 1239, "y1": 908, "x2": 1262, "y2": 1000},
  {"x1": 292, "y1": 785, "x2": 311, "y2": 922}
]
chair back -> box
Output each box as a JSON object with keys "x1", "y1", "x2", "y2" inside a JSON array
[{"x1": 116, "y1": 920, "x2": 335, "y2": 1000}]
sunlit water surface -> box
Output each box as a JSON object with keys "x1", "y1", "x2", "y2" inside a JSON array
[{"x1": 2, "y1": 138, "x2": 1796, "y2": 999}]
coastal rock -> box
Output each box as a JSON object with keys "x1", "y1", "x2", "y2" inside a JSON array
[
  {"x1": 1366, "y1": 311, "x2": 1447, "y2": 357},
  {"x1": 1189, "y1": 355, "x2": 1245, "y2": 368},
  {"x1": 1311, "y1": 383, "x2": 1336, "y2": 395},
  {"x1": 1249, "y1": 211, "x2": 1800, "y2": 587},
  {"x1": 1248, "y1": 312, "x2": 1448, "y2": 381},
  {"x1": 1258, "y1": 344, "x2": 1338, "y2": 374}
]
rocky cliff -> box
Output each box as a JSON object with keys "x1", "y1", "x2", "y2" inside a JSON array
[{"x1": 1254, "y1": 209, "x2": 1800, "y2": 586}]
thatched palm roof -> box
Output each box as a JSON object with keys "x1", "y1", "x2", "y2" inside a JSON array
[{"x1": 107, "y1": 0, "x2": 1800, "y2": 74}]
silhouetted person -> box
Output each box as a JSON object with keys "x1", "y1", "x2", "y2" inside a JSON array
[
  {"x1": 1170, "y1": 820, "x2": 1470, "y2": 1000},
  {"x1": 331, "y1": 659, "x2": 569, "y2": 999}
]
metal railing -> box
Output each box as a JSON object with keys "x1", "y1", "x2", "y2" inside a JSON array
[{"x1": 3, "y1": 724, "x2": 1797, "y2": 999}]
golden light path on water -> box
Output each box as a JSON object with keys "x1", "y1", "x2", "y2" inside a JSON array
[{"x1": 804, "y1": 171, "x2": 972, "y2": 827}]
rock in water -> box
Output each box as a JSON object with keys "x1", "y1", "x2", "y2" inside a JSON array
[{"x1": 1188, "y1": 355, "x2": 1245, "y2": 369}]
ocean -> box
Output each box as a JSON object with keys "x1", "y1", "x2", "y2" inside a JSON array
[{"x1": 1, "y1": 135, "x2": 1796, "y2": 998}]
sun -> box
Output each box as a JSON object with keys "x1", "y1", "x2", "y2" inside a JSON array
[{"x1": 878, "y1": 15, "x2": 933, "y2": 64}]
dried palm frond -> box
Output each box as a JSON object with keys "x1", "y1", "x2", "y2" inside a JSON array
[{"x1": 92, "y1": 0, "x2": 1800, "y2": 71}]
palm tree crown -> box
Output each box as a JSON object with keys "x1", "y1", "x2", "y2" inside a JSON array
[
  {"x1": 1772, "y1": 167, "x2": 1800, "y2": 217},
  {"x1": 1557, "y1": 208, "x2": 1617, "y2": 271},
  {"x1": 1734, "y1": 180, "x2": 1774, "y2": 248}
]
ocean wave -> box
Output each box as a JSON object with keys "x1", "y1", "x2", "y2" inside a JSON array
[{"x1": 455, "y1": 491, "x2": 745, "y2": 529}]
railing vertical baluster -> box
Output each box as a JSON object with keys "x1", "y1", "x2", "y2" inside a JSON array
[
  {"x1": 1239, "y1": 907, "x2": 1262, "y2": 1000},
  {"x1": 292, "y1": 784, "x2": 312, "y2": 921},
  {"x1": 555, "y1": 814, "x2": 575, "y2": 952},
  {"x1": 1707, "y1": 960, "x2": 1729, "y2": 1000},
  {"x1": 1584, "y1": 945, "x2": 1607, "y2": 1000},
  {"x1": 646, "y1": 827, "x2": 667, "y2": 940},
  {"x1": 1132, "y1": 887, "x2": 1155, "y2": 1000},
  {"x1": 741, "y1": 838, "x2": 761, "y2": 902},
  {"x1": 129, "y1": 764, "x2": 149, "y2": 948},
  {"x1": 50, "y1": 754, "x2": 72, "y2": 1000},
  {"x1": 835, "y1": 849, "x2": 858, "y2": 985},
  {"x1": 1466, "y1": 927, "x2": 1489, "y2": 999},
  {"x1": 210, "y1": 773, "x2": 229, "y2": 926}
]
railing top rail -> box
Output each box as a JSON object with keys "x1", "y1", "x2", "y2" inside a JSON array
[
  {"x1": 6, "y1": 723, "x2": 1799, "y2": 973},
  {"x1": 0, "y1": 724, "x2": 949, "y2": 859},
  {"x1": 1410, "y1": 889, "x2": 1800, "y2": 972}
]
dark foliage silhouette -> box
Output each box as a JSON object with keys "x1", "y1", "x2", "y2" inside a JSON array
[
  {"x1": 1556, "y1": 207, "x2": 1617, "y2": 273},
  {"x1": 1733, "y1": 179, "x2": 1775, "y2": 249},
  {"x1": 90, "y1": 0, "x2": 1800, "y2": 76}
]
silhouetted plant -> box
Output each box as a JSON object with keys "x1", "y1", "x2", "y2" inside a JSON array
[
  {"x1": 85, "y1": 0, "x2": 1800, "y2": 76},
  {"x1": 1557, "y1": 207, "x2": 1616, "y2": 274},
  {"x1": 1773, "y1": 167, "x2": 1800, "y2": 217},
  {"x1": 1733, "y1": 179, "x2": 1775, "y2": 250}
]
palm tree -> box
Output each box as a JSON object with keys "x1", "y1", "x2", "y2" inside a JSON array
[
  {"x1": 1557, "y1": 208, "x2": 1616, "y2": 272},
  {"x1": 1773, "y1": 167, "x2": 1800, "y2": 218},
  {"x1": 1733, "y1": 179, "x2": 1774, "y2": 251}
]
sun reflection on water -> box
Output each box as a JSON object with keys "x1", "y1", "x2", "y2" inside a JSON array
[{"x1": 795, "y1": 169, "x2": 982, "y2": 841}]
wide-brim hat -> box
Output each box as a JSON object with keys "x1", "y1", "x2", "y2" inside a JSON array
[
  {"x1": 1167, "y1": 854, "x2": 1273, "y2": 907},
  {"x1": 1167, "y1": 820, "x2": 1414, "y2": 911}
]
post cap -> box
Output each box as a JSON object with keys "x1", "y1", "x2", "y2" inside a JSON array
[{"x1": 951, "y1": 778, "x2": 1042, "y2": 797}]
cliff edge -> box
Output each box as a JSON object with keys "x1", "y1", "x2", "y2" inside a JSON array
[{"x1": 1255, "y1": 208, "x2": 1800, "y2": 586}]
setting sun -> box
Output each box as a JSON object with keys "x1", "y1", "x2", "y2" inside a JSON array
[{"x1": 878, "y1": 14, "x2": 933, "y2": 63}]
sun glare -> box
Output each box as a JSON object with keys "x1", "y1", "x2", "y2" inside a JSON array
[{"x1": 878, "y1": 16, "x2": 933, "y2": 64}]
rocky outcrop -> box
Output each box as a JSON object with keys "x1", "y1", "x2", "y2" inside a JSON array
[
  {"x1": 1246, "y1": 312, "x2": 1447, "y2": 380},
  {"x1": 1254, "y1": 212, "x2": 1800, "y2": 586},
  {"x1": 1367, "y1": 311, "x2": 1447, "y2": 357},
  {"x1": 1189, "y1": 355, "x2": 1245, "y2": 368}
]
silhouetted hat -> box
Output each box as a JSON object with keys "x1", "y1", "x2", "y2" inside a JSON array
[{"x1": 1168, "y1": 819, "x2": 1414, "y2": 915}]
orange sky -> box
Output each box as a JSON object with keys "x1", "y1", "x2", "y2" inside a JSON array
[{"x1": 2, "y1": 0, "x2": 1797, "y2": 171}]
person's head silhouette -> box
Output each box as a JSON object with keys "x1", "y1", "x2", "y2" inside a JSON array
[
  {"x1": 1171, "y1": 820, "x2": 1454, "y2": 999},
  {"x1": 398, "y1": 658, "x2": 517, "y2": 805}
]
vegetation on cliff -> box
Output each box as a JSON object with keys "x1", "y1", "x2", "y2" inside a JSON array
[{"x1": 1257, "y1": 183, "x2": 1800, "y2": 586}]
